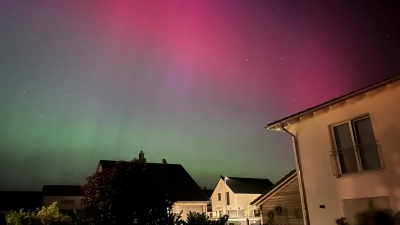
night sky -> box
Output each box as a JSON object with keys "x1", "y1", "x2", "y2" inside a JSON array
[{"x1": 0, "y1": 1, "x2": 399, "y2": 191}]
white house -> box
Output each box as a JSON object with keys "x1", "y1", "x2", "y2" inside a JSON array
[
  {"x1": 42, "y1": 185, "x2": 83, "y2": 212},
  {"x1": 211, "y1": 176, "x2": 273, "y2": 223},
  {"x1": 97, "y1": 152, "x2": 209, "y2": 220},
  {"x1": 265, "y1": 75, "x2": 400, "y2": 225}
]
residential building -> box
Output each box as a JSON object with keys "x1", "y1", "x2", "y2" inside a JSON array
[
  {"x1": 265, "y1": 75, "x2": 400, "y2": 225},
  {"x1": 42, "y1": 185, "x2": 84, "y2": 212},
  {"x1": 251, "y1": 170, "x2": 303, "y2": 225},
  {"x1": 211, "y1": 176, "x2": 273, "y2": 224},
  {"x1": 96, "y1": 152, "x2": 209, "y2": 220}
]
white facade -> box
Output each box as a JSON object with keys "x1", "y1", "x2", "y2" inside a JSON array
[
  {"x1": 211, "y1": 179, "x2": 260, "y2": 218},
  {"x1": 172, "y1": 202, "x2": 207, "y2": 220},
  {"x1": 269, "y1": 78, "x2": 400, "y2": 225},
  {"x1": 43, "y1": 196, "x2": 82, "y2": 210}
]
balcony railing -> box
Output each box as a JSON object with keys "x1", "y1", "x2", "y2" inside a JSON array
[{"x1": 330, "y1": 142, "x2": 382, "y2": 177}]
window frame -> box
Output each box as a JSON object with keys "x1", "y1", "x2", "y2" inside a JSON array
[{"x1": 330, "y1": 114, "x2": 381, "y2": 176}]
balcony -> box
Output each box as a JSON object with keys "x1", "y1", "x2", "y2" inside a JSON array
[{"x1": 330, "y1": 142, "x2": 382, "y2": 177}]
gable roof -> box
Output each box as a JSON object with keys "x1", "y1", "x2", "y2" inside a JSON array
[
  {"x1": 98, "y1": 160, "x2": 209, "y2": 202},
  {"x1": 0, "y1": 191, "x2": 42, "y2": 211},
  {"x1": 42, "y1": 185, "x2": 84, "y2": 196},
  {"x1": 250, "y1": 169, "x2": 297, "y2": 206},
  {"x1": 221, "y1": 176, "x2": 273, "y2": 194},
  {"x1": 266, "y1": 75, "x2": 400, "y2": 131}
]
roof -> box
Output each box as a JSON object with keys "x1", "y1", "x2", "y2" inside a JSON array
[
  {"x1": 266, "y1": 75, "x2": 400, "y2": 130},
  {"x1": 250, "y1": 169, "x2": 297, "y2": 206},
  {"x1": 98, "y1": 160, "x2": 209, "y2": 202},
  {"x1": 42, "y1": 185, "x2": 84, "y2": 196},
  {"x1": 221, "y1": 176, "x2": 273, "y2": 194},
  {"x1": 0, "y1": 191, "x2": 42, "y2": 211}
]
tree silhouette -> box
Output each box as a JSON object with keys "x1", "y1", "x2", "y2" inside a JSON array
[{"x1": 81, "y1": 159, "x2": 178, "y2": 225}]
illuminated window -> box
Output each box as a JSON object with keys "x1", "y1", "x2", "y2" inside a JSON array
[{"x1": 330, "y1": 116, "x2": 381, "y2": 176}]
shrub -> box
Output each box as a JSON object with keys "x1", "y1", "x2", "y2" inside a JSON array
[{"x1": 6, "y1": 202, "x2": 72, "y2": 225}]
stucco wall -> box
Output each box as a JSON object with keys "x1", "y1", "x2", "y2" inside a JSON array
[
  {"x1": 236, "y1": 194, "x2": 260, "y2": 211},
  {"x1": 173, "y1": 202, "x2": 206, "y2": 220},
  {"x1": 285, "y1": 81, "x2": 400, "y2": 225},
  {"x1": 211, "y1": 179, "x2": 232, "y2": 214},
  {"x1": 211, "y1": 179, "x2": 261, "y2": 218},
  {"x1": 43, "y1": 196, "x2": 82, "y2": 210}
]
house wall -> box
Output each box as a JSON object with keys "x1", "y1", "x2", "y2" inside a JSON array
[
  {"x1": 235, "y1": 194, "x2": 261, "y2": 212},
  {"x1": 286, "y1": 81, "x2": 400, "y2": 225},
  {"x1": 259, "y1": 177, "x2": 303, "y2": 225},
  {"x1": 211, "y1": 179, "x2": 261, "y2": 218},
  {"x1": 173, "y1": 202, "x2": 207, "y2": 220},
  {"x1": 211, "y1": 179, "x2": 232, "y2": 215},
  {"x1": 43, "y1": 196, "x2": 82, "y2": 210}
]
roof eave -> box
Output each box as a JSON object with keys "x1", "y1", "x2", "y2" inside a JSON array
[
  {"x1": 265, "y1": 75, "x2": 400, "y2": 131},
  {"x1": 251, "y1": 172, "x2": 297, "y2": 206}
]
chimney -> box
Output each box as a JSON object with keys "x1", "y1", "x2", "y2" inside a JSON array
[
  {"x1": 139, "y1": 151, "x2": 146, "y2": 162},
  {"x1": 162, "y1": 159, "x2": 167, "y2": 165}
]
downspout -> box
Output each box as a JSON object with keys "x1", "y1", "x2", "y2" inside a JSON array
[{"x1": 280, "y1": 122, "x2": 310, "y2": 225}]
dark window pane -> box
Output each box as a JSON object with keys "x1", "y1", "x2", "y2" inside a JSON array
[
  {"x1": 333, "y1": 123, "x2": 358, "y2": 173},
  {"x1": 353, "y1": 118, "x2": 381, "y2": 170}
]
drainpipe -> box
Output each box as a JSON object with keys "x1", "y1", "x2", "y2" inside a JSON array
[{"x1": 280, "y1": 122, "x2": 310, "y2": 225}]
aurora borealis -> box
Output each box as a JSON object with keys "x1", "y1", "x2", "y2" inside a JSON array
[{"x1": 0, "y1": 1, "x2": 399, "y2": 191}]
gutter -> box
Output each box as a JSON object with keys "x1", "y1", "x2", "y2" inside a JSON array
[{"x1": 280, "y1": 122, "x2": 310, "y2": 225}]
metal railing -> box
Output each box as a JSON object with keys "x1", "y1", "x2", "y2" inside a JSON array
[{"x1": 330, "y1": 142, "x2": 382, "y2": 177}]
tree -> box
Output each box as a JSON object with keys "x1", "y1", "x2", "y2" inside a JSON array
[{"x1": 81, "y1": 159, "x2": 177, "y2": 225}]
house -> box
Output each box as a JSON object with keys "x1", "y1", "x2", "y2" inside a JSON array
[
  {"x1": 42, "y1": 185, "x2": 84, "y2": 212},
  {"x1": 211, "y1": 176, "x2": 273, "y2": 223},
  {"x1": 0, "y1": 191, "x2": 42, "y2": 215},
  {"x1": 265, "y1": 75, "x2": 400, "y2": 225},
  {"x1": 96, "y1": 152, "x2": 209, "y2": 220},
  {"x1": 251, "y1": 170, "x2": 303, "y2": 225}
]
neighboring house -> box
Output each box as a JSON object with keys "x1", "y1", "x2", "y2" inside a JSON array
[
  {"x1": 42, "y1": 185, "x2": 84, "y2": 212},
  {"x1": 211, "y1": 176, "x2": 273, "y2": 223},
  {"x1": 265, "y1": 75, "x2": 400, "y2": 225},
  {"x1": 0, "y1": 191, "x2": 42, "y2": 215},
  {"x1": 251, "y1": 170, "x2": 303, "y2": 225},
  {"x1": 97, "y1": 152, "x2": 209, "y2": 220}
]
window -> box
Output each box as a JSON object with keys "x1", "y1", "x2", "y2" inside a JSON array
[
  {"x1": 254, "y1": 209, "x2": 260, "y2": 217},
  {"x1": 330, "y1": 116, "x2": 381, "y2": 176},
  {"x1": 343, "y1": 197, "x2": 390, "y2": 225},
  {"x1": 226, "y1": 192, "x2": 230, "y2": 205},
  {"x1": 218, "y1": 193, "x2": 221, "y2": 201}
]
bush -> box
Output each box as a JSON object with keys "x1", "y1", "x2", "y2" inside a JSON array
[
  {"x1": 6, "y1": 202, "x2": 72, "y2": 225},
  {"x1": 185, "y1": 211, "x2": 229, "y2": 225}
]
